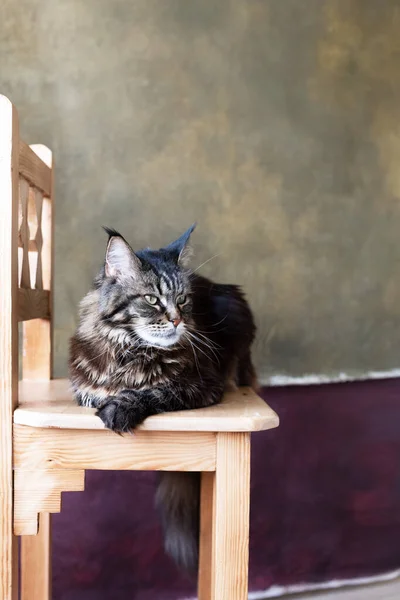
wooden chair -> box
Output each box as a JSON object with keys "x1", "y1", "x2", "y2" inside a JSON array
[{"x1": 0, "y1": 94, "x2": 279, "y2": 600}]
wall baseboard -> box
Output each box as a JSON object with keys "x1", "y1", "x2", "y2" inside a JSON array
[
  {"x1": 184, "y1": 569, "x2": 400, "y2": 600},
  {"x1": 259, "y1": 368, "x2": 400, "y2": 387},
  {"x1": 248, "y1": 569, "x2": 400, "y2": 598}
]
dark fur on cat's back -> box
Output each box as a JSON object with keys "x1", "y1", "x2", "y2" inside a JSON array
[{"x1": 69, "y1": 225, "x2": 257, "y2": 572}]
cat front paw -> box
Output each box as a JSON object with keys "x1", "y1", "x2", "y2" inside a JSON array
[{"x1": 96, "y1": 400, "x2": 143, "y2": 433}]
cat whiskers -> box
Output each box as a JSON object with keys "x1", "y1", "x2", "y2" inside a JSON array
[
  {"x1": 189, "y1": 329, "x2": 222, "y2": 350},
  {"x1": 183, "y1": 330, "x2": 220, "y2": 366},
  {"x1": 77, "y1": 346, "x2": 110, "y2": 365},
  {"x1": 192, "y1": 322, "x2": 228, "y2": 335},
  {"x1": 185, "y1": 327, "x2": 222, "y2": 358},
  {"x1": 192, "y1": 334, "x2": 221, "y2": 365},
  {"x1": 184, "y1": 336, "x2": 203, "y2": 382},
  {"x1": 210, "y1": 313, "x2": 229, "y2": 328},
  {"x1": 190, "y1": 253, "x2": 221, "y2": 274}
]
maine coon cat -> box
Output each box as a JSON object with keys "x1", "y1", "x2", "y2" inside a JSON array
[{"x1": 69, "y1": 225, "x2": 257, "y2": 572}]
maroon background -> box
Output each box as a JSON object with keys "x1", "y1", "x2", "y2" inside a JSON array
[{"x1": 52, "y1": 379, "x2": 400, "y2": 599}]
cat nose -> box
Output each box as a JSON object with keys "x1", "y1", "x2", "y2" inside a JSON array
[{"x1": 170, "y1": 317, "x2": 181, "y2": 328}]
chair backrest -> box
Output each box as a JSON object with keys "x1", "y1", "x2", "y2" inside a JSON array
[
  {"x1": 0, "y1": 95, "x2": 54, "y2": 598},
  {"x1": 0, "y1": 94, "x2": 54, "y2": 418}
]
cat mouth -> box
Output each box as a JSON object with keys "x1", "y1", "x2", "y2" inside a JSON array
[
  {"x1": 164, "y1": 330, "x2": 179, "y2": 338},
  {"x1": 135, "y1": 328, "x2": 183, "y2": 348}
]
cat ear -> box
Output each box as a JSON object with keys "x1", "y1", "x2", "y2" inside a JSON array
[
  {"x1": 103, "y1": 228, "x2": 142, "y2": 280},
  {"x1": 165, "y1": 223, "x2": 196, "y2": 266}
]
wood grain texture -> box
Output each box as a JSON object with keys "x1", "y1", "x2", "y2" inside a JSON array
[
  {"x1": 19, "y1": 141, "x2": 51, "y2": 196},
  {"x1": 212, "y1": 433, "x2": 251, "y2": 600},
  {"x1": 15, "y1": 379, "x2": 279, "y2": 432},
  {"x1": 15, "y1": 469, "x2": 84, "y2": 535},
  {"x1": 19, "y1": 144, "x2": 53, "y2": 600},
  {"x1": 198, "y1": 472, "x2": 216, "y2": 600},
  {"x1": 18, "y1": 289, "x2": 50, "y2": 321},
  {"x1": 13, "y1": 425, "x2": 216, "y2": 472},
  {"x1": 0, "y1": 94, "x2": 19, "y2": 600},
  {"x1": 21, "y1": 514, "x2": 51, "y2": 600}
]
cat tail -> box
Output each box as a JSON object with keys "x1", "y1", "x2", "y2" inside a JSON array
[
  {"x1": 237, "y1": 349, "x2": 259, "y2": 391},
  {"x1": 155, "y1": 471, "x2": 200, "y2": 573}
]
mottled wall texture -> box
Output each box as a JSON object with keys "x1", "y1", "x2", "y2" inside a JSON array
[{"x1": 2, "y1": 0, "x2": 400, "y2": 381}]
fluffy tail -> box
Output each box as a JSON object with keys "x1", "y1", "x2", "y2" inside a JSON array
[{"x1": 155, "y1": 471, "x2": 200, "y2": 572}]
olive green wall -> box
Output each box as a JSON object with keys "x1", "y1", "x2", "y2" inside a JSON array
[{"x1": 2, "y1": 0, "x2": 400, "y2": 382}]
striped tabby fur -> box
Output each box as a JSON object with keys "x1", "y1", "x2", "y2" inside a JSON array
[{"x1": 69, "y1": 225, "x2": 257, "y2": 572}]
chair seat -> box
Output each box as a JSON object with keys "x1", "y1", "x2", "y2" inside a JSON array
[{"x1": 14, "y1": 379, "x2": 279, "y2": 432}]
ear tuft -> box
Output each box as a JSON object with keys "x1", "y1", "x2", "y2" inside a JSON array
[
  {"x1": 102, "y1": 226, "x2": 123, "y2": 239},
  {"x1": 165, "y1": 223, "x2": 197, "y2": 266}
]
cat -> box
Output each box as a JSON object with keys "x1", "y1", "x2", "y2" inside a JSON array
[{"x1": 69, "y1": 224, "x2": 257, "y2": 572}]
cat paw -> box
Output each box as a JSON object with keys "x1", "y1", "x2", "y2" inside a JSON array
[{"x1": 96, "y1": 400, "x2": 142, "y2": 433}]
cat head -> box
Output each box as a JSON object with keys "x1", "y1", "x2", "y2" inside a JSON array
[{"x1": 97, "y1": 225, "x2": 196, "y2": 348}]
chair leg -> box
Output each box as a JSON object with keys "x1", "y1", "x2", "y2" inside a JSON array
[
  {"x1": 0, "y1": 532, "x2": 18, "y2": 600},
  {"x1": 21, "y1": 513, "x2": 51, "y2": 600},
  {"x1": 0, "y1": 446, "x2": 18, "y2": 600},
  {"x1": 198, "y1": 432, "x2": 251, "y2": 600}
]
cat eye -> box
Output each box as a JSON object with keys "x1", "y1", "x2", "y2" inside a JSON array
[
  {"x1": 144, "y1": 295, "x2": 158, "y2": 305},
  {"x1": 176, "y1": 294, "x2": 186, "y2": 305}
]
